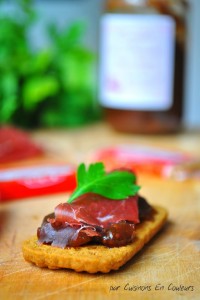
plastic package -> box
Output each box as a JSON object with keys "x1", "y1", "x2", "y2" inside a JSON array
[
  {"x1": 92, "y1": 145, "x2": 197, "y2": 179},
  {"x1": 0, "y1": 164, "x2": 76, "y2": 202}
]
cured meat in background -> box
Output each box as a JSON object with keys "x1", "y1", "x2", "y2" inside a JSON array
[{"x1": 0, "y1": 126, "x2": 43, "y2": 163}]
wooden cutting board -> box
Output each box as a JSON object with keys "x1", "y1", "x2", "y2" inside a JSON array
[
  {"x1": 1, "y1": 124, "x2": 200, "y2": 299},
  {"x1": 1, "y1": 174, "x2": 200, "y2": 300}
]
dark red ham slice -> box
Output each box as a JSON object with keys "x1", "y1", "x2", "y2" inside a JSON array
[
  {"x1": 53, "y1": 193, "x2": 139, "y2": 227},
  {"x1": 37, "y1": 196, "x2": 152, "y2": 248}
]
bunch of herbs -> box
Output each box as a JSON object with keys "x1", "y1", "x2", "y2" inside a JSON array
[{"x1": 0, "y1": 0, "x2": 99, "y2": 128}]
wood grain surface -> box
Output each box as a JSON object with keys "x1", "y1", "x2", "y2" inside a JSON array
[{"x1": 0, "y1": 123, "x2": 200, "y2": 300}]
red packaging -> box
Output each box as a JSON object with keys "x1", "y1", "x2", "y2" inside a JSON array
[
  {"x1": 92, "y1": 145, "x2": 195, "y2": 178},
  {"x1": 0, "y1": 164, "x2": 76, "y2": 202}
]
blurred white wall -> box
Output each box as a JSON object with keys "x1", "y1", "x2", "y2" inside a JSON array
[
  {"x1": 30, "y1": 0, "x2": 103, "y2": 52},
  {"x1": 184, "y1": 0, "x2": 200, "y2": 129}
]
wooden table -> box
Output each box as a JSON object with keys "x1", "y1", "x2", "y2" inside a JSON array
[{"x1": 1, "y1": 123, "x2": 200, "y2": 300}]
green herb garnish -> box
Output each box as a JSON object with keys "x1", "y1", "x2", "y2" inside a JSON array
[{"x1": 67, "y1": 162, "x2": 140, "y2": 203}]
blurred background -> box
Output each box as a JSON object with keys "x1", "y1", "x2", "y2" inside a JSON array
[{"x1": 0, "y1": 0, "x2": 199, "y2": 131}]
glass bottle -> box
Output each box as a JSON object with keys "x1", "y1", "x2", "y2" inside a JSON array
[{"x1": 98, "y1": 0, "x2": 188, "y2": 134}]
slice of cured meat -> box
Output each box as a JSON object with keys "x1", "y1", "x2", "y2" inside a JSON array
[
  {"x1": 37, "y1": 196, "x2": 152, "y2": 248},
  {"x1": 53, "y1": 192, "x2": 139, "y2": 227}
]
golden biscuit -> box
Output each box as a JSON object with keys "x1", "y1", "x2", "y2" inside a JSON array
[{"x1": 22, "y1": 206, "x2": 168, "y2": 273}]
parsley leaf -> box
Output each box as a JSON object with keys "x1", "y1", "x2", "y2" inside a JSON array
[{"x1": 67, "y1": 162, "x2": 140, "y2": 203}]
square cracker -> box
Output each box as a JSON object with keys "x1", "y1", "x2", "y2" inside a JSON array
[{"x1": 22, "y1": 206, "x2": 168, "y2": 273}]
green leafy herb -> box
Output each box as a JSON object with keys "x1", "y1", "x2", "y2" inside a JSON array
[
  {"x1": 0, "y1": 0, "x2": 100, "y2": 128},
  {"x1": 67, "y1": 162, "x2": 140, "y2": 203}
]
